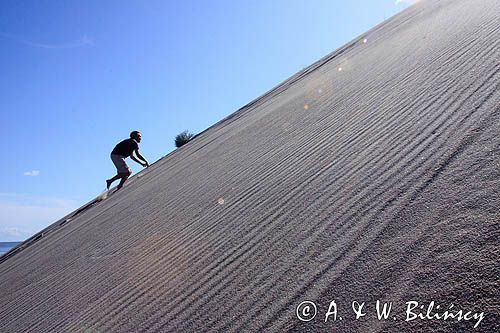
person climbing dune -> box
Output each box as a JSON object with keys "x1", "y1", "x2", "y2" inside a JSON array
[{"x1": 106, "y1": 130, "x2": 149, "y2": 191}]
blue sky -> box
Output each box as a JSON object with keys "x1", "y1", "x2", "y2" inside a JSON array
[{"x1": 0, "y1": 0, "x2": 415, "y2": 242}]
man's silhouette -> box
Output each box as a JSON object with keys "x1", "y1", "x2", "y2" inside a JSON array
[{"x1": 106, "y1": 131, "x2": 149, "y2": 190}]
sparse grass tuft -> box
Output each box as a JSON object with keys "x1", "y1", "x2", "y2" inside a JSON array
[{"x1": 175, "y1": 130, "x2": 194, "y2": 148}]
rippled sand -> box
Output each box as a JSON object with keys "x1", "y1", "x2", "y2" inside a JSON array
[{"x1": 0, "y1": 0, "x2": 498, "y2": 331}]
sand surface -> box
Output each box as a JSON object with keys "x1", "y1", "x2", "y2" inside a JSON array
[{"x1": 0, "y1": 0, "x2": 499, "y2": 331}]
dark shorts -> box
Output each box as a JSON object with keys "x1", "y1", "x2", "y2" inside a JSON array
[{"x1": 111, "y1": 154, "x2": 131, "y2": 174}]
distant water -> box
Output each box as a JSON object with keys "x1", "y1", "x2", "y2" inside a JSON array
[{"x1": 0, "y1": 242, "x2": 20, "y2": 256}]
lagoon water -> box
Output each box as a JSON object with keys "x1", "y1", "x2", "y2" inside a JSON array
[{"x1": 0, "y1": 242, "x2": 20, "y2": 256}]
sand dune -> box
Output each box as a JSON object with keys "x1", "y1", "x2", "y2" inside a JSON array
[{"x1": 1, "y1": 0, "x2": 499, "y2": 331}]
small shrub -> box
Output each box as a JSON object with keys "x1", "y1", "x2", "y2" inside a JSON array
[{"x1": 175, "y1": 130, "x2": 194, "y2": 148}]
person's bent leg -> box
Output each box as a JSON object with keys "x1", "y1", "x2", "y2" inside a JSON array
[
  {"x1": 107, "y1": 174, "x2": 122, "y2": 189},
  {"x1": 116, "y1": 171, "x2": 132, "y2": 190},
  {"x1": 109, "y1": 154, "x2": 131, "y2": 190}
]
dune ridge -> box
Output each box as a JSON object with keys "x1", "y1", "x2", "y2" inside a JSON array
[{"x1": 1, "y1": 0, "x2": 499, "y2": 331}]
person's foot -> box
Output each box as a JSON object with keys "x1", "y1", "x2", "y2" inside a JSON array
[{"x1": 106, "y1": 179, "x2": 112, "y2": 190}]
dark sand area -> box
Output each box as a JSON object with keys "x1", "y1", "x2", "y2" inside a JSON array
[{"x1": 0, "y1": 0, "x2": 498, "y2": 331}]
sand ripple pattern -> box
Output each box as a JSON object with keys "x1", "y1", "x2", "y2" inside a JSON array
[{"x1": 0, "y1": 0, "x2": 499, "y2": 332}]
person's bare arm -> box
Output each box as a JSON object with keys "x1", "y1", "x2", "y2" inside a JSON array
[
  {"x1": 130, "y1": 155, "x2": 143, "y2": 165},
  {"x1": 133, "y1": 149, "x2": 149, "y2": 167}
]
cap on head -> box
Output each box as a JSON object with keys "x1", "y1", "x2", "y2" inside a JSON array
[{"x1": 130, "y1": 131, "x2": 141, "y2": 140}]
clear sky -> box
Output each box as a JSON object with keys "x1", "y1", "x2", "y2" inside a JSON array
[{"x1": 0, "y1": 0, "x2": 415, "y2": 242}]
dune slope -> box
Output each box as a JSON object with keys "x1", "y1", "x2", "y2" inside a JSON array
[{"x1": 0, "y1": 0, "x2": 498, "y2": 331}]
